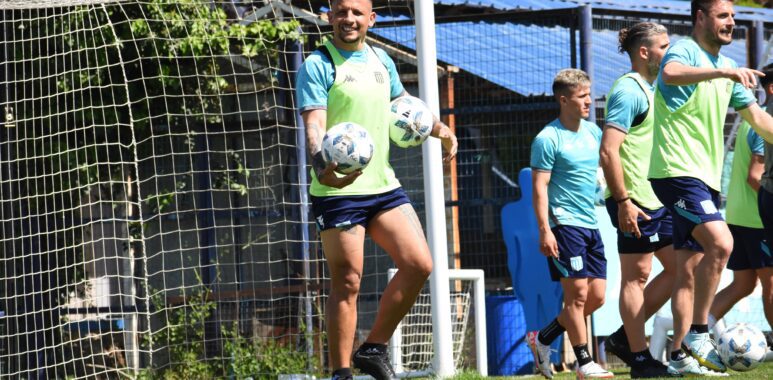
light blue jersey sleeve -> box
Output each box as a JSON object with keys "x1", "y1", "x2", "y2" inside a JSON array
[
  {"x1": 605, "y1": 77, "x2": 649, "y2": 133},
  {"x1": 296, "y1": 50, "x2": 334, "y2": 112},
  {"x1": 589, "y1": 120, "x2": 602, "y2": 142},
  {"x1": 296, "y1": 46, "x2": 404, "y2": 113},
  {"x1": 530, "y1": 131, "x2": 556, "y2": 172},
  {"x1": 747, "y1": 127, "x2": 764, "y2": 156},
  {"x1": 728, "y1": 59, "x2": 756, "y2": 110}
]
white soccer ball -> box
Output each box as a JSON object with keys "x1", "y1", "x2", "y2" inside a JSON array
[
  {"x1": 321, "y1": 122, "x2": 374, "y2": 174},
  {"x1": 717, "y1": 322, "x2": 768, "y2": 371},
  {"x1": 389, "y1": 96, "x2": 433, "y2": 148}
]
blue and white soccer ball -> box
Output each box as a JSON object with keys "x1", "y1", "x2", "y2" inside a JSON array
[
  {"x1": 389, "y1": 96, "x2": 433, "y2": 148},
  {"x1": 717, "y1": 322, "x2": 768, "y2": 371},
  {"x1": 321, "y1": 122, "x2": 374, "y2": 174}
]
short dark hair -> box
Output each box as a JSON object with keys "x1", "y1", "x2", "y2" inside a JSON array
[
  {"x1": 761, "y1": 63, "x2": 773, "y2": 88},
  {"x1": 691, "y1": 0, "x2": 733, "y2": 23}
]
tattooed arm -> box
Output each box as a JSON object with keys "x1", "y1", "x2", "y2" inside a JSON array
[{"x1": 302, "y1": 109, "x2": 362, "y2": 188}]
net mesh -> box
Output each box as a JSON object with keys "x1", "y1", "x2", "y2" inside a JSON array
[
  {"x1": 1, "y1": 1, "x2": 771, "y2": 378},
  {"x1": 0, "y1": 1, "x2": 473, "y2": 377}
]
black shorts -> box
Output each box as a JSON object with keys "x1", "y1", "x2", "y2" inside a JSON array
[{"x1": 727, "y1": 224, "x2": 773, "y2": 270}]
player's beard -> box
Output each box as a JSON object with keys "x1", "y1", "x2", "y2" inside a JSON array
[{"x1": 647, "y1": 60, "x2": 660, "y2": 78}]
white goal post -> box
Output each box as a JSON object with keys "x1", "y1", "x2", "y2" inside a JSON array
[{"x1": 387, "y1": 268, "x2": 488, "y2": 377}]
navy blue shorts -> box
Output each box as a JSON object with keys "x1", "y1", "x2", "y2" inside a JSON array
[
  {"x1": 758, "y1": 187, "x2": 773, "y2": 248},
  {"x1": 727, "y1": 224, "x2": 773, "y2": 270},
  {"x1": 605, "y1": 198, "x2": 673, "y2": 254},
  {"x1": 310, "y1": 187, "x2": 411, "y2": 231},
  {"x1": 650, "y1": 177, "x2": 723, "y2": 252},
  {"x1": 547, "y1": 225, "x2": 606, "y2": 281}
]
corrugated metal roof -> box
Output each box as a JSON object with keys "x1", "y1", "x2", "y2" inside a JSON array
[
  {"x1": 372, "y1": 22, "x2": 750, "y2": 97},
  {"x1": 435, "y1": 0, "x2": 773, "y2": 20}
]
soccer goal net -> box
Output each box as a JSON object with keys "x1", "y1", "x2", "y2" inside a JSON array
[
  {"x1": 388, "y1": 268, "x2": 487, "y2": 377},
  {"x1": 0, "y1": 1, "x2": 466, "y2": 378}
]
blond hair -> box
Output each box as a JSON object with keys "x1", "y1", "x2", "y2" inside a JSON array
[{"x1": 552, "y1": 69, "x2": 590, "y2": 99}]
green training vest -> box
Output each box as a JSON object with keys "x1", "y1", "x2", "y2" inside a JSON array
[
  {"x1": 726, "y1": 120, "x2": 763, "y2": 228},
  {"x1": 309, "y1": 40, "x2": 400, "y2": 197},
  {"x1": 604, "y1": 73, "x2": 662, "y2": 210},
  {"x1": 649, "y1": 39, "x2": 734, "y2": 191}
]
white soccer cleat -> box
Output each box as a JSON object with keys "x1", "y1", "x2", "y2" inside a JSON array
[
  {"x1": 531, "y1": 337, "x2": 554, "y2": 379},
  {"x1": 667, "y1": 355, "x2": 728, "y2": 377},
  {"x1": 575, "y1": 361, "x2": 614, "y2": 379},
  {"x1": 683, "y1": 332, "x2": 726, "y2": 372}
]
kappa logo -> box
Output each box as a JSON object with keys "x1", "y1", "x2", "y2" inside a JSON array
[
  {"x1": 343, "y1": 74, "x2": 357, "y2": 83},
  {"x1": 316, "y1": 215, "x2": 325, "y2": 229},
  {"x1": 675, "y1": 199, "x2": 687, "y2": 209},
  {"x1": 374, "y1": 71, "x2": 384, "y2": 84}
]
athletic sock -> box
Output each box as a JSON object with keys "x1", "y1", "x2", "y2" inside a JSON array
[
  {"x1": 671, "y1": 349, "x2": 687, "y2": 361},
  {"x1": 689, "y1": 324, "x2": 709, "y2": 334},
  {"x1": 631, "y1": 349, "x2": 653, "y2": 368},
  {"x1": 359, "y1": 342, "x2": 388, "y2": 354},
  {"x1": 538, "y1": 318, "x2": 566, "y2": 345},
  {"x1": 573, "y1": 344, "x2": 593, "y2": 366},
  {"x1": 332, "y1": 368, "x2": 352, "y2": 380}
]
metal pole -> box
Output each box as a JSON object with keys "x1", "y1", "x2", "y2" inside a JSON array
[
  {"x1": 289, "y1": 28, "x2": 315, "y2": 369},
  {"x1": 414, "y1": 1, "x2": 455, "y2": 377},
  {"x1": 579, "y1": 5, "x2": 595, "y2": 124},
  {"x1": 753, "y1": 20, "x2": 765, "y2": 102}
]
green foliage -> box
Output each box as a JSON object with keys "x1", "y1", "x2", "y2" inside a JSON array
[
  {"x1": 223, "y1": 322, "x2": 319, "y2": 379},
  {"x1": 137, "y1": 282, "x2": 319, "y2": 379}
]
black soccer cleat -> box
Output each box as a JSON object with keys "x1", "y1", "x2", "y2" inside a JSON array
[
  {"x1": 605, "y1": 328, "x2": 635, "y2": 367},
  {"x1": 353, "y1": 345, "x2": 396, "y2": 380},
  {"x1": 631, "y1": 358, "x2": 680, "y2": 378}
]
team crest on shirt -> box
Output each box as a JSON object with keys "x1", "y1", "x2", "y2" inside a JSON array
[
  {"x1": 374, "y1": 71, "x2": 385, "y2": 84},
  {"x1": 570, "y1": 256, "x2": 584, "y2": 271}
]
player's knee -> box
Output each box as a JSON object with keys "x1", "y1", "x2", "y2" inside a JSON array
[
  {"x1": 710, "y1": 239, "x2": 733, "y2": 263},
  {"x1": 633, "y1": 266, "x2": 651, "y2": 287},
  {"x1": 335, "y1": 270, "x2": 362, "y2": 296},
  {"x1": 402, "y1": 256, "x2": 433, "y2": 279},
  {"x1": 676, "y1": 269, "x2": 695, "y2": 287},
  {"x1": 588, "y1": 294, "x2": 605, "y2": 312},
  {"x1": 737, "y1": 280, "x2": 756, "y2": 297},
  {"x1": 567, "y1": 290, "x2": 588, "y2": 308}
]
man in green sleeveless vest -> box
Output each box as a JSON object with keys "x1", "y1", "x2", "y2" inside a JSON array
[
  {"x1": 648, "y1": 0, "x2": 773, "y2": 376},
  {"x1": 599, "y1": 22, "x2": 674, "y2": 378},
  {"x1": 295, "y1": 1, "x2": 457, "y2": 379},
  {"x1": 709, "y1": 63, "x2": 773, "y2": 341}
]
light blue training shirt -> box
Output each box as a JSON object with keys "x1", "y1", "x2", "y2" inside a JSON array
[
  {"x1": 296, "y1": 44, "x2": 404, "y2": 113},
  {"x1": 605, "y1": 74, "x2": 650, "y2": 133},
  {"x1": 656, "y1": 38, "x2": 755, "y2": 112},
  {"x1": 530, "y1": 118, "x2": 602, "y2": 229}
]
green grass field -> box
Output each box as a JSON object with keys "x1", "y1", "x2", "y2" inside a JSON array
[{"x1": 447, "y1": 360, "x2": 773, "y2": 379}]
